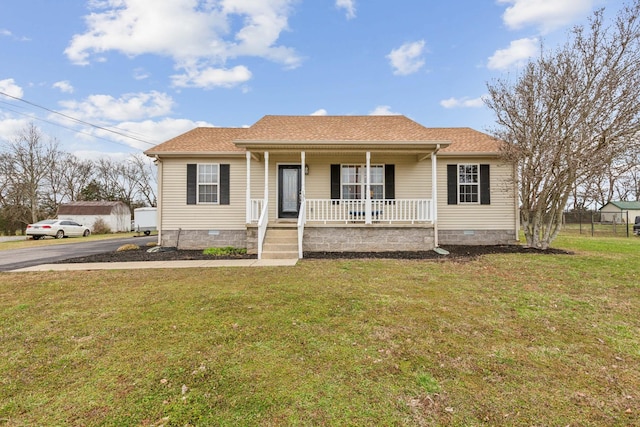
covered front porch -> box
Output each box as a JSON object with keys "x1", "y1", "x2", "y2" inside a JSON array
[{"x1": 238, "y1": 142, "x2": 448, "y2": 259}]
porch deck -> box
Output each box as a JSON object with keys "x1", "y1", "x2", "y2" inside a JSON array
[{"x1": 251, "y1": 198, "x2": 433, "y2": 225}]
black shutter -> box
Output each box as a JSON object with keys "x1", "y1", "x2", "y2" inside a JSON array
[
  {"x1": 220, "y1": 164, "x2": 230, "y2": 205},
  {"x1": 187, "y1": 164, "x2": 197, "y2": 205},
  {"x1": 480, "y1": 164, "x2": 490, "y2": 205},
  {"x1": 385, "y1": 164, "x2": 395, "y2": 199},
  {"x1": 447, "y1": 164, "x2": 458, "y2": 205},
  {"x1": 331, "y1": 164, "x2": 340, "y2": 201}
]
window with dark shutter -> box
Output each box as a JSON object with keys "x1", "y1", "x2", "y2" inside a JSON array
[
  {"x1": 447, "y1": 164, "x2": 458, "y2": 205},
  {"x1": 385, "y1": 164, "x2": 395, "y2": 200},
  {"x1": 480, "y1": 164, "x2": 490, "y2": 205},
  {"x1": 187, "y1": 164, "x2": 197, "y2": 205},
  {"x1": 448, "y1": 163, "x2": 491, "y2": 205},
  {"x1": 219, "y1": 164, "x2": 230, "y2": 205},
  {"x1": 187, "y1": 163, "x2": 230, "y2": 205},
  {"x1": 330, "y1": 164, "x2": 341, "y2": 202}
]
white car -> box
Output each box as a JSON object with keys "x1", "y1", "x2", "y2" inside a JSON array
[{"x1": 26, "y1": 219, "x2": 91, "y2": 240}]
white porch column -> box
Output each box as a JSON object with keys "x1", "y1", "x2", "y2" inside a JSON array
[
  {"x1": 264, "y1": 151, "x2": 269, "y2": 202},
  {"x1": 246, "y1": 151, "x2": 251, "y2": 223},
  {"x1": 431, "y1": 146, "x2": 439, "y2": 246},
  {"x1": 300, "y1": 151, "x2": 306, "y2": 198},
  {"x1": 365, "y1": 151, "x2": 372, "y2": 224}
]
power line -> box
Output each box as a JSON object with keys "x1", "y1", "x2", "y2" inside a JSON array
[
  {"x1": 0, "y1": 102, "x2": 151, "y2": 150},
  {"x1": 0, "y1": 91, "x2": 159, "y2": 147}
]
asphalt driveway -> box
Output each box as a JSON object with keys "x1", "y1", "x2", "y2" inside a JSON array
[{"x1": 0, "y1": 235, "x2": 157, "y2": 272}]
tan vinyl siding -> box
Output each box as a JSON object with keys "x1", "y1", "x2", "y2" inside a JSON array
[
  {"x1": 437, "y1": 158, "x2": 516, "y2": 230},
  {"x1": 160, "y1": 157, "x2": 247, "y2": 230}
]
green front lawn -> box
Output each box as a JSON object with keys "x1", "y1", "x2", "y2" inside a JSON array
[{"x1": 1, "y1": 234, "x2": 638, "y2": 426}]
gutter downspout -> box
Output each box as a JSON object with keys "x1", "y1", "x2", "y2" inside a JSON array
[
  {"x1": 431, "y1": 144, "x2": 440, "y2": 248},
  {"x1": 154, "y1": 155, "x2": 162, "y2": 246},
  {"x1": 514, "y1": 162, "x2": 520, "y2": 242}
]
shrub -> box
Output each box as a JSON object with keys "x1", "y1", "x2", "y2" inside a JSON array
[
  {"x1": 116, "y1": 244, "x2": 140, "y2": 252},
  {"x1": 92, "y1": 218, "x2": 111, "y2": 234},
  {"x1": 203, "y1": 246, "x2": 247, "y2": 256}
]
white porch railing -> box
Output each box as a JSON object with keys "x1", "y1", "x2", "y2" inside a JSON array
[
  {"x1": 257, "y1": 200, "x2": 269, "y2": 259},
  {"x1": 305, "y1": 199, "x2": 432, "y2": 224},
  {"x1": 297, "y1": 196, "x2": 306, "y2": 259},
  {"x1": 251, "y1": 199, "x2": 264, "y2": 223}
]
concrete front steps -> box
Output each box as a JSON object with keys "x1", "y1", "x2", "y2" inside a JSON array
[{"x1": 261, "y1": 225, "x2": 299, "y2": 260}]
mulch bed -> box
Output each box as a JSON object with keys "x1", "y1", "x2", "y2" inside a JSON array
[{"x1": 56, "y1": 245, "x2": 571, "y2": 264}]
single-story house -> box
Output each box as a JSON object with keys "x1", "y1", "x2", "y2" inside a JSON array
[
  {"x1": 57, "y1": 201, "x2": 131, "y2": 232},
  {"x1": 599, "y1": 201, "x2": 640, "y2": 223},
  {"x1": 144, "y1": 115, "x2": 519, "y2": 259}
]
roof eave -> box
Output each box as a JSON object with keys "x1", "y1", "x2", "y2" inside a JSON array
[
  {"x1": 438, "y1": 151, "x2": 502, "y2": 157},
  {"x1": 233, "y1": 139, "x2": 452, "y2": 149},
  {"x1": 144, "y1": 151, "x2": 246, "y2": 158}
]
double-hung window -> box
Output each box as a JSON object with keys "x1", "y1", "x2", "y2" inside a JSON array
[
  {"x1": 341, "y1": 165, "x2": 384, "y2": 199},
  {"x1": 198, "y1": 164, "x2": 219, "y2": 203},
  {"x1": 458, "y1": 164, "x2": 479, "y2": 203}
]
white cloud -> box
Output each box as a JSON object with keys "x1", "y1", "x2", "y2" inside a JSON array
[
  {"x1": 498, "y1": 0, "x2": 595, "y2": 33},
  {"x1": 57, "y1": 91, "x2": 174, "y2": 122},
  {"x1": 91, "y1": 117, "x2": 215, "y2": 150},
  {"x1": 387, "y1": 40, "x2": 426, "y2": 76},
  {"x1": 1, "y1": 29, "x2": 12, "y2": 37},
  {"x1": 369, "y1": 105, "x2": 401, "y2": 116},
  {"x1": 0, "y1": 117, "x2": 30, "y2": 140},
  {"x1": 64, "y1": 0, "x2": 300, "y2": 89},
  {"x1": 336, "y1": 0, "x2": 356, "y2": 19},
  {"x1": 0, "y1": 78, "x2": 24, "y2": 98},
  {"x1": 53, "y1": 80, "x2": 74, "y2": 93},
  {"x1": 440, "y1": 96, "x2": 487, "y2": 109},
  {"x1": 171, "y1": 65, "x2": 252, "y2": 89},
  {"x1": 310, "y1": 109, "x2": 328, "y2": 116},
  {"x1": 487, "y1": 37, "x2": 538, "y2": 70},
  {"x1": 133, "y1": 68, "x2": 150, "y2": 80}
]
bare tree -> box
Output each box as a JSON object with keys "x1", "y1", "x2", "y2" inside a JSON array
[
  {"x1": 486, "y1": 1, "x2": 640, "y2": 248},
  {"x1": 1, "y1": 123, "x2": 63, "y2": 224},
  {"x1": 61, "y1": 154, "x2": 94, "y2": 203},
  {"x1": 129, "y1": 153, "x2": 157, "y2": 207}
]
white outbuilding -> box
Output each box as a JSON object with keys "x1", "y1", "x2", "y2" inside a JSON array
[
  {"x1": 599, "y1": 201, "x2": 640, "y2": 223},
  {"x1": 57, "y1": 201, "x2": 131, "y2": 233}
]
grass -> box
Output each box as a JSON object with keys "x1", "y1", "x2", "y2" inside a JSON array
[{"x1": 0, "y1": 233, "x2": 639, "y2": 425}]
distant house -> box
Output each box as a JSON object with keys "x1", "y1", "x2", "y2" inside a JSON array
[
  {"x1": 144, "y1": 115, "x2": 520, "y2": 259},
  {"x1": 599, "y1": 201, "x2": 640, "y2": 223},
  {"x1": 57, "y1": 201, "x2": 131, "y2": 232}
]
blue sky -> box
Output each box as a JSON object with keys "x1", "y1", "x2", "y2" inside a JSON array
[{"x1": 0, "y1": 0, "x2": 624, "y2": 160}]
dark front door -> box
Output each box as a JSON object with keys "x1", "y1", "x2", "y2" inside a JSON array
[{"x1": 278, "y1": 165, "x2": 301, "y2": 218}]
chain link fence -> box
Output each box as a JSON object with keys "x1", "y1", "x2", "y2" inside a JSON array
[{"x1": 562, "y1": 210, "x2": 637, "y2": 237}]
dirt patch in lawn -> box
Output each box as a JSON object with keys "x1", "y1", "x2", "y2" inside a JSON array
[{"x1": 56, "y1": 245, "x2": 571, "y2": 264}]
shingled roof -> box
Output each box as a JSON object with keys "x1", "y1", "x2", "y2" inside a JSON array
[
  {"x1": 58, "y1": 201, "x2": 130, "y2": 215},
  {"x1": 144, "y1": 115, "x2": 501, "y2": 155},
  {"x1": 239, "y1": 115, "x2": 447, "y2": 142},
  {"x1": 145, "y1": 127, "x2": 248, "y2": 155}
]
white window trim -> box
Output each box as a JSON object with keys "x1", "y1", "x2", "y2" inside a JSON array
[
  {"x1": 340, "y1": 164, "x2": 385, "y2": 200},
  {"x1": 197, "y1": 163, "x2": 220, "y2": 204},
  {"x1": 457, "y1": 163, "x2": 480, "y2": 204}
]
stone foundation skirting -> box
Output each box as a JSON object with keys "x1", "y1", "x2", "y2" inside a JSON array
[
  {"x1": 303, "y1": 226, "x2": 435, "y2": 252},
  {"x1": 161, "y1": 229, "x2": 246, "y2": 250},
  {"x1": 437, "y1": 229, "x2": 517, "y2": 245}
]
